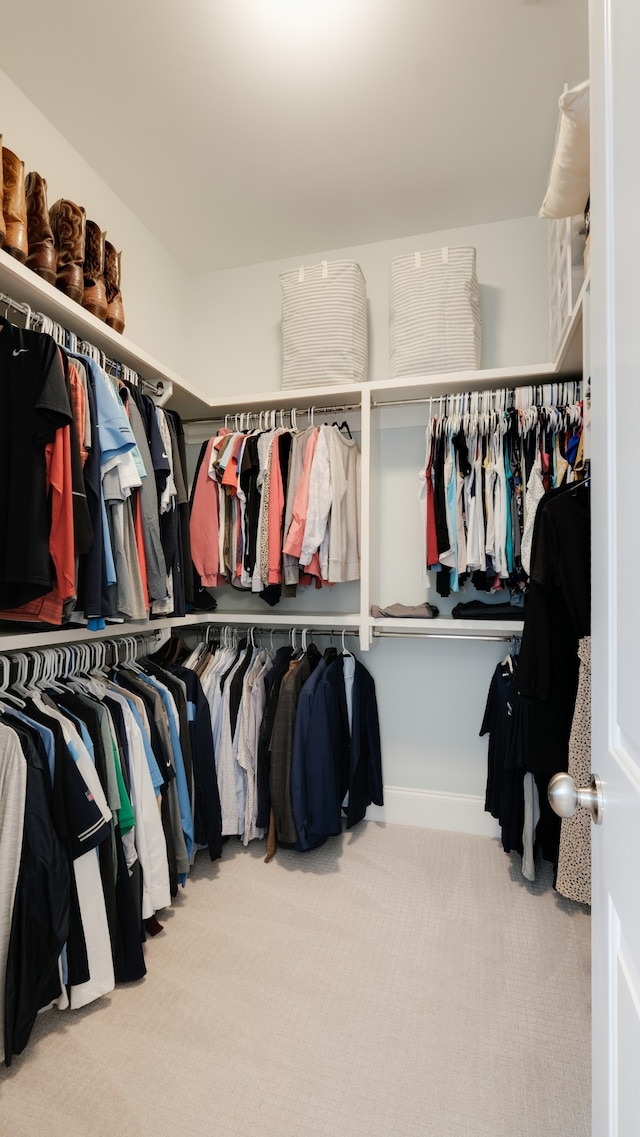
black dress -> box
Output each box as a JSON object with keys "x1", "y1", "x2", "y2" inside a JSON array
[{"x1": 517, "y1": 483, "x2": 590, "y2": 865}]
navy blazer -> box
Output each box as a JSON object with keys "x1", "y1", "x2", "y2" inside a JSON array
[{"x1": 301, "y1": 656, "x2": 383, "y2": 840}]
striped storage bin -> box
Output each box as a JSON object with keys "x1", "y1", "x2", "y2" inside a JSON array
[
  {"x1": 389, "y1": 247, "x2": 482, "y2": 377},
  {"x1": 280, "y1": 259, "x2": 368, "y2": 389}
]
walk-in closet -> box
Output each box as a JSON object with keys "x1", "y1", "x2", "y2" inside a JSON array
[{"x1": 0, "y1": 2, "x2": 638, "y2": 1135}]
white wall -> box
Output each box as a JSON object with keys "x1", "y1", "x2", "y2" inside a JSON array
[
  {"x1": 183, "y1": 219, "x2": 546, "y2": 834},
  {"x1": 0, "y1": 69, "x2": 545, "y2": 834},
  {"x1": 0, "y1": 67, "x2": 189, "y2": 375},
  {"x1": 185, "y1": 215, "x2": 550, "y2": 396}
]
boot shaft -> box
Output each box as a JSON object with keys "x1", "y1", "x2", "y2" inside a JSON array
[
  {"x1": 104, "y1": 240, "x2": 125, "y2": 333},
  {"x1": 25, "y1": 171, "x2": 56, "y2": 284},
  {"x1": 49, "y1": 198, "x2": 86, "y2": 303},
  {"x1": 49, "y1": 198, "x2": 86, "y2": 265},
  {"x1": 2, "y1": 147, "x2": 28, "y2": 262},
  {"x1": 104, "y1": 240, "x2": 121, "y2": 301},
  {"x1": 82, "y1": 219, "x2": 108, "y2": 321},
  {"x1": 83, "y1": 219, "x2": 105, "y2": 285}
]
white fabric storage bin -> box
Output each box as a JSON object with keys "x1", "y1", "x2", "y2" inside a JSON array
[
  {"x1": 280, "y1": 259, "x2": 368, "y2": 389},
  {"x1": 389, "y1": 247, "x2": 482, "y2": 376}
]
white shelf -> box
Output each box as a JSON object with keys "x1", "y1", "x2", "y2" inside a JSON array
[
  {"x1": 196, "y1": 612, "x2": 361, "y2": 628},
  {"x1": 0, "y1": 611, "x2": 365, "y2": 653},
  {"x1": 0, "y1": 248, "x2": 213, "y2": 421},
  {"x1": 1, "y1": 243, "x2": 584, "y2": 425},
  {"x1": 0, "y1": 241, "x2": 585, "y2": 657},
  {"x1": 554, "y1": 271, "x2": 590, "y2": 377},
  {"x1": 368, "y1": 363, "x2": 559, "y2": 405},
  {"x1": 0, "y1": 614, "x2": 210, "y2": 653},
  {"x1": 182, "y1": 358, "x2": 583, "y2": 435},
  {"x1": 184, "y1": 382, "x2": 366, "y2": 425}
]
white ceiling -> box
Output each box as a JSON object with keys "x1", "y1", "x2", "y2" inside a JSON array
[{"x1": 0, "y1": 0, "x2": 588, "y2": 273}]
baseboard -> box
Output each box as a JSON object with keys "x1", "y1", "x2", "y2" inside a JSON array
[{"x1": 366, "y1": 786, "x2": 501, "y2": 838}]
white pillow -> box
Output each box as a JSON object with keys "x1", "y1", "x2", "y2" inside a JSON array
[{"x1": 539, "y1": 79, "x2": 590, "y2": 219}]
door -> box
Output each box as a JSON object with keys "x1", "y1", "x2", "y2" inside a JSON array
[{"x1": 589, "y1": 1, "x2": 640, "y2": 1133}]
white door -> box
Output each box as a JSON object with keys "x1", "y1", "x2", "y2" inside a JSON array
[{"x1": 589, "y1": 1, "x2": 640, "y2": 1133}]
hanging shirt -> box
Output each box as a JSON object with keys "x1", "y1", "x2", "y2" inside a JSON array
[{"x1": 0, "y1": 322, "x2": 73, "y2": 608}]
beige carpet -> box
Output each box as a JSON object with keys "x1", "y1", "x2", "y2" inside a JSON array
[{"x1": 0, "y1": 824, "x2": 591, "y2": 1137}]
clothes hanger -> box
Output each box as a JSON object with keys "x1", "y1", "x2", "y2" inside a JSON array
[
  {"x1": 9, "y1": 652, "x2": 33, "y2": 699},
  {"x1": 332, "y1": 420, "x2": 353, "y2": 439},
  {"x1": 341, "y1": 630, "x2": 354, "y2": 659},
  {"x1": 0, "y1": 655, "x2": 26, "y2": 707}
]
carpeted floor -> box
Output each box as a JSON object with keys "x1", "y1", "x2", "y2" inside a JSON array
[{"x1": 0, "y1": 824, "x2": 591, "y2": 1137}]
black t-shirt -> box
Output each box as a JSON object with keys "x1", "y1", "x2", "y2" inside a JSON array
[
  {"x1": 480, "y1": 660, "x2": 528, "y2": 854},
  {"x1": 0, "y1": 322, "x2": 72, "y2": 607}
]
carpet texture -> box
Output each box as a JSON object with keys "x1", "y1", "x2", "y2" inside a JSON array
[{"x1": 0, "y1": 824, "x2": 591, "y2": 1137}]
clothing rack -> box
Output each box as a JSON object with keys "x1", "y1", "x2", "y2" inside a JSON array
[
  {"x1": 372, "y1": 630, "x2": 522, "y2": 643},
  {"x1": 218, "y1": 403, "x2": 361, "y2": 431},
  {"x1": 372, "y1": 380, "x2": 582, "y2": 412},
  {"x1": 0, "y1": 629, "x2": 163, "y2": 689},
  {"x1": 185, "y1": 622, "x2": 360, "y2": 643},
  {"x1": 0, "y1": 287, "x2": 161, "y2": 398}
]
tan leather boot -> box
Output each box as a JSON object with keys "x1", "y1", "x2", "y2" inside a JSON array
[
  {"x1": 2, "y1": 147, "x2": 28, "y2": 262},
  {"x1": 82, "y1": 220, "x2": 108, "y2": 321},
  {"x1": 0, "y1": 135, "x2": 5, "y2": 248},
  {"x1": 104, "y1": 240, "x2": 125, "y2": 333},
  {"x1": 49, "y1": 198, "x2": 86, "y2": 303},
  {"x1": 25, "y1": 172, "x2": 57, "y2": 284}
]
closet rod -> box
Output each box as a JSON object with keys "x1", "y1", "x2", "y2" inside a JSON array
[
  {"x1": 211, "y1": 402, "x2": 362, "y2": 424},
  {"x1": 372, "y1": 396, "x2": 449, "y2": 409},
  {"x1": 0, "y1": 285, "x2": 162, "y2": 400},
  {"x1": 372, "y1": 631, "x2": 520, "y2": 642},
  {"x1": 371, "y1": 389, "x2": 582, "y2": 410},
  {"x1": 0, "y1": 291, "x2": 31, "y2": 319},
  {"x1": 187, "y1": 623, "x2": 359, "y2": 637}
]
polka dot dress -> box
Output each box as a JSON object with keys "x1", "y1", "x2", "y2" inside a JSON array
[{"x1": 556, "y1": 636, "x2": 591, "y2": 906}]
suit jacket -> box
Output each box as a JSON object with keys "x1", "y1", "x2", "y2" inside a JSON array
[
  {"x1": 305, "y1": 656, "x2": 383, "y2": 838},
  {"x1": 270, "y1": 645, "x2": 321, "y2": 843},
  {"x1": 290, "y1": 658, "x2": 328, "y2": 852}
]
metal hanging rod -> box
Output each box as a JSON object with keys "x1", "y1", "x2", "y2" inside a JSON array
[
  {"x1": 371, "y1": 383, "x2": 582, "y2": 412},
  {"x1": 0, "y1": 627, "x2": 162, "y2": 660},
  {"x1": 372, "y1": 397, "x2": 445, "y2": 409},
  {"x1": 210, "y1": 403, "x2": 361, "y2": 426},
  {"x1": 0, "y1": 291, "x2": 32, "y2": 320},
  {"x1": 301, "y1": 403, "x2": 361, "y2": 416},
  {"x1": 187, "y1": 622, "x2": 359, "y2": 637},
  {"x1": 0, "y1": 286, "x2": 163, "y2": 399},
  {"x1": 372, "y1": 630, "x2": 521, "y2": 642}
]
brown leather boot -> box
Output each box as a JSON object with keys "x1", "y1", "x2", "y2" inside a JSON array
[
  {"x1": 104, "y1": 240, "x2": 125, "y2": 333},
  {"x1": 49, "y1": 198, "x2": 86, "y2": 303},
  {"x1": 83, "y1": 220, "x2": 108, "y2": 321},
  {"x1": 2, "y1": 147, "x2": 28, "y2": 262},
  {"x1": 0, "y1": 135, "x2": 5, "y2": 248},
  {"x1": 25, "y1": 172, "x2": 57, "y2": 284}
]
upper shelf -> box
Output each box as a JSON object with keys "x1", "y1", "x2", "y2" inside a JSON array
[
  {"x1": 0, "y1": 246, "x2": 587, "y2": 425},
  {"x1": 0, "y1": 248, "x2": 213, "y2": 420}
]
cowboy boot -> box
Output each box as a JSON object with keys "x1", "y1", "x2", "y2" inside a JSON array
[
  {"x1": 2, "y1": 147, "x2": 28, "y2": 262},
  {"x1": 49, "y1": 198, "x2": 86, "y2": 303},
  {"x1": 0, "y1": 136, "x2": 5, "y2": 248},
  {"x1": 104, "y1": 240, "x2": 125, "y2": 333},
  {"x1": 25, "y1": 172, "x2": 57, "y2": 284},
  {"x1": 82, "y1": 220, "x2": 108, "y2": 321}
]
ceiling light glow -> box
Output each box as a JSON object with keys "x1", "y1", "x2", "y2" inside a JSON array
[{"x1": 219, "y1": 0, "x2": 374, "y2": 68}]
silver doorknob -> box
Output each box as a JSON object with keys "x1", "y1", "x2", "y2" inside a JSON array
[{"x1": 548, "y1": 773, "x2": 604, "y2": 825}]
